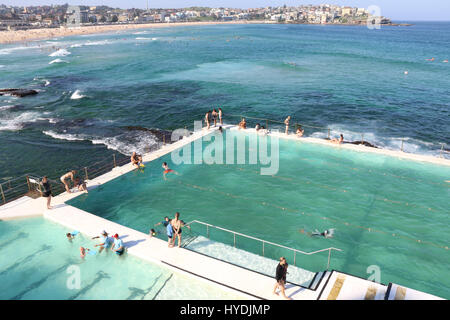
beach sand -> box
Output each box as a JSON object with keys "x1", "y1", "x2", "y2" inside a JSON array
[{"x1": 0, "y1": 21, "x2": 268, "y2": 44}]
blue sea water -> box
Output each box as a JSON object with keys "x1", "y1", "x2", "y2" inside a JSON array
[{"x1": 0, "y1": 22, "x2": 449, "y2": 181}]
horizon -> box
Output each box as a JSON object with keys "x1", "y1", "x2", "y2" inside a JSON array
[{"x1": 1, "y1": 1, "x2": 450, "y2": 22}]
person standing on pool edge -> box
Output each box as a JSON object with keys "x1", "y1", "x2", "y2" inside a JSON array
[
  {"x1": 284, "y1": 116, "x2": 291, "y2": 135},
  {"x1": 40, "y1": 176, "x2": 52, "y2": 209},
  {"x1": 273, "y1": 257, "x2": 292, "y2": 300},
  {"x1": 111, "y1": 233, "x2": 124, "y2": 255},
  {"x1": 171, "y1": 212, "x2": 183, "y2": 248}
]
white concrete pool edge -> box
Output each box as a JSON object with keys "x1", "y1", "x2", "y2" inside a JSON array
[{"x1": 231, "y1": 126, "x2": 450, "y2": 167}]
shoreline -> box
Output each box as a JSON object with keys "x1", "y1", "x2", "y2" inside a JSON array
[
  {"x1": 0, "y1": 20, "x2": 412, "y2": 45},
  {"x1": 0, "y1": 21, "x2": 266, "y2": 45}
]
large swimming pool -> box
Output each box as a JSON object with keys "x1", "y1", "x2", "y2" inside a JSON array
[
  {"x1": 0, "y1": 217, "x2": 244, "y2": 300},
  {"x1": 68, "y1": 129, "x2": 450, "y2": 298}
]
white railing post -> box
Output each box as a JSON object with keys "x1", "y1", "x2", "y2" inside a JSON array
[{"x1": 327, "y1": 249, "x2": 331, "y2": 270}]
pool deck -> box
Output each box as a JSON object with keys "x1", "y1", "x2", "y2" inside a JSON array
[{"x1": 0, "y1": 124, "x2": 446, "y2": 300}]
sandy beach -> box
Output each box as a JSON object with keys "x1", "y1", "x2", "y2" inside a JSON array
[{"x1": 0, "y1": 21, "x2": 268, "y2": 44}]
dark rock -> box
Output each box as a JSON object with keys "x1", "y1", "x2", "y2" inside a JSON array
[
  {"x1": 0, "y1": 88, "x2": 39, "y2": 97},
  {"x1": 346, "y1": 140, "x2": 378, "y2": 148},
  {"x1": 123, "y1": 126, "x2": 178, "y2": 144}
]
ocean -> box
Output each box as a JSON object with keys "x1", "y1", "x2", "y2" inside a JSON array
[{"x1": 0, "y1": 22, "x2": 449, "y2": 181}]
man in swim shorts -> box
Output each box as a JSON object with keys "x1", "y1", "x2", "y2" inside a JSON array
[
  {"x1": 60, "y1": 170, "x2": 76, "y2": 193},
  {"x1": 40, "y1": 176, "x2": 52, "y2": 209},
  {"x1": 284, "y1": 116, "x2": 291, "y2": 135},
  {"x1": 111, "y1": 234, "x2": 125, "y2": 255}
]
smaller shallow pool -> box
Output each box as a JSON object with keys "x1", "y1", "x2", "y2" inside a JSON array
[{"x1": 0, "y1": 217, "x2": 244, "y2": 300}]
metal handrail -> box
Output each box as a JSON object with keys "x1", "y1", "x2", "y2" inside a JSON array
[{"x1": 184, "y1": 219, "x2": 342, "y2": 270}]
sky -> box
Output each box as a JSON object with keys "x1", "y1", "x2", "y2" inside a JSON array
[{"x1": 2, "y1": 1, "x2": 450, "y2": 21}]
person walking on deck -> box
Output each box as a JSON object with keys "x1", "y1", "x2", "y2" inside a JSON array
[
  {"x1": 60, "y1": 170, "x2": 76, "y2": 193},
  {"x1": 273, "y1": 257, "x2": 292, "y2": 300}
]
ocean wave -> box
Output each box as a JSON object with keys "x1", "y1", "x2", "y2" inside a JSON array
[
  {"x1": 43, "y1": 130, "x2": 87, "y2": 141},
  {"x1": 0, "y1": 45, "x2": 41, "y2": 55},
  {"x1": 0, "y1": 112, "x2": 41, "y2": 131},
  {"x1": 49, "y1": 48, "x2": 71, "y2": 57},
  {"x1": 49, "y1": 58, "x2": 69, "y2": 65},
  {"x1": 0, "y1": 105, "x2": 15, "y2": 111},
  {"x1": 70, "y1": 90, "x2": 85, "y2": 100},
  {"x1": 43, "y1": 129, "x2": 159, "y2": 155}
]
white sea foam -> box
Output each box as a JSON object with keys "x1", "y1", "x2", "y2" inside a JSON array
[
  {"x1": 43, "y1": 130, "x2": 87, "y2": 141},
  {"x1": 70, "y1": 90, "x2": 85, "y2": 100},
  {"x1": 0, "y1": 112, "x2": 41, "y2": 131},
  {"x1": 0, "y1": 45, "x2": 41, "y2": 55},
  {"x1": 49, "y1": 58, "x2": 68, "y2": 65},
  {"x1": 49, "y1": 48, "x2": 71, "y2": 57},
  {"x1": 0, "y1": 105, "x2": 15, "y2": 111},
  {"x1": 43, "y1": 130, "x2": 159, "y2": 155}
]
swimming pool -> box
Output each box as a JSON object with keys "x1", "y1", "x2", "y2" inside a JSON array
[
  {"x1": 67, "y1": 129, "x2": 450, "y2": 298},
  {"x1": 0, "y1": 217, "x2": 244, "y2": 300}
]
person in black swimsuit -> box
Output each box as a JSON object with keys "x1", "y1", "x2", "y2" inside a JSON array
[
  {"x1": 171, "y1": 212, "x2": 184, "y2": 248},
  {"x1": 40, "y1": 176, "x2": 52, "y2": 209},
  {"x1": 273, "y1": 257, "x2": 292, "y2": 300}
]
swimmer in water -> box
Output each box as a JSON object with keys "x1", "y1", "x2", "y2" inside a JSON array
[
  {"x1": 162, "y1": 162, "x2": 178, "y2": 180},
  {"x1": 444, "y1": 60, "x2": 449, "y2": 63},
  {"x1": 426, "y1": 58, "x2": 435, "y2": 61},
  {"x1": 80, "y1": 247, "x2": 94, "y2": 259},
  {"x1": 149, "y1": 229, "x2": 157, "y2": 238},
  {"x1": 299, "y1": 228, "x2": 335, "y2": 238}
]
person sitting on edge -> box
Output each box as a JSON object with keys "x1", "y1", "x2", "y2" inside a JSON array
[
  {"x1": 296, "y1": 126, "x2": 304, "y2": 138},
  {"x1": 218, "y1": 126, "x2": 223, "y2": 134},
  {"x1": 255, "y1": 123, "x2": 261, "y2": 131},
  {"x1": 111, "y1": 234, "x2": 125, "y2": 256},
  {"x1": 92, "y1": 230, "x2": 111, "y2": 253},
  {"x1": 130, "y1": 152, "x2": 143, "y2": 169},
  {"x1": 330, "y1": 134, "x2": 344, "y2": 144},
  {"x1": 238, "y1": 118, "x2": 246, "y2": 130},
  {"x1": 74, "y1": 177, "x2": 88, "y2": 193},
  {"x1": 60, "y1": 170, "x2": 76, "y2": 193},
  {"x1": 284, "y1": 116, "x2": 291, "y2": 135},
  {"x1": 40, "y1": 176, "x2": 52, "y2": 209},
  {"x1": 211, "y1": 109, "x2": 218, "y2": 127}
]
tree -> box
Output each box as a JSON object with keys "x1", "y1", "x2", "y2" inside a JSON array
[
  {"x1": 111, "y1": 15, "x2": 118, "y2": 23},
  {"x1": 100, "y1": 15, "x2": 106, "y2": 23}
]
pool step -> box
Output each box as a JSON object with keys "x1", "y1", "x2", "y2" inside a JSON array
[
  {"x1": 183, "y1": 235, "x2": 317, "y2": 288},
  {"x1": 384, "y1": 283, "x2": 444, "y2": 300}
]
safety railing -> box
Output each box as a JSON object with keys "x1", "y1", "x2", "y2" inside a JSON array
[
  {"x1": 184, "y1": 220, "x2": 342, "y2": 271},
  {"x1": 224, "y1": 113, "x2": 449, "y2": 159},
  {"x1": 0, "y1": 153, "x2": 128, "y2": 206}
]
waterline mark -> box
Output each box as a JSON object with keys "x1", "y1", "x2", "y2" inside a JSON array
[{"x1": 171, "y1": 121, "x2": 280, "y2": 175}]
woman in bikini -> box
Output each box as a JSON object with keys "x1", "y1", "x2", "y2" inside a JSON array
[
  {"x1": 211, "y1": 109, "x2": 218, "y2": 127},
  {"x1": 205, "y1": 111, "x2": 211, "y2": 130},
  {"x1": 330, "y1": 134, "x2": 344, "y2": 144}
]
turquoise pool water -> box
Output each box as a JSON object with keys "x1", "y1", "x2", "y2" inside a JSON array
[
  {"x1": 0, "y1": 217, "x2": 243, "y2": 300},
  {"x1": 68, "y1": 130, "x2": 450, "y2": 298}
]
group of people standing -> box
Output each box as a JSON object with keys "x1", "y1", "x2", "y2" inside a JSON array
[
  {"x1": 152, "y1": 212, "x2": 188, "y2": 248},
  {"x1": 205, "y1": 108, "x2": 223, "y2": 129}
]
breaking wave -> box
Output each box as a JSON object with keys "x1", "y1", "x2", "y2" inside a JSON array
[
  {"x1": 70, "y1": 90, "x2": 85, "y2": 100},
  {"x1": 49, "y1": 48, "x2": 71, "y2": 57}
]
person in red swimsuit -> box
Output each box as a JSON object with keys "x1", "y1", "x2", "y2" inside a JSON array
[{"x1": 162, "y1": 162, "x2": 178, "y2": 180}]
